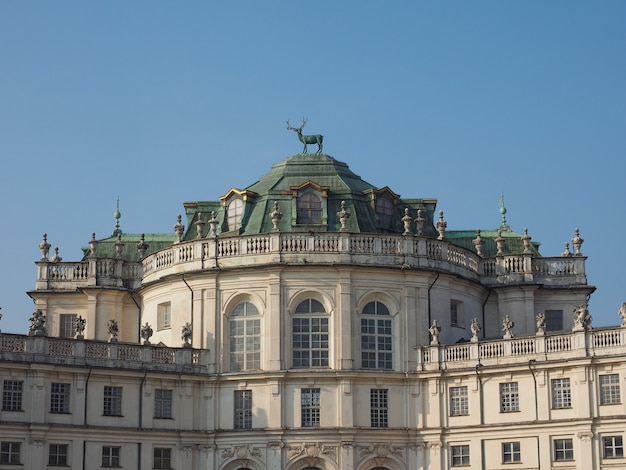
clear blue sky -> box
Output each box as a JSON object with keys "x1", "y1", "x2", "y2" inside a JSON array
[{"x1": 1, "y1": 2, "x2": 625, "y2": 333}]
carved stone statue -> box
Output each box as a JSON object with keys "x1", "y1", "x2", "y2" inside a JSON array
[
  {"x1": 286, "y1": 118, "x2": 323, "y2": 154},
  {"x1": 502, "y1": 315, "x2": 514, "y2": 339},
  {"x1": 428, "y1": 320, "x2": 441, "y2": 345},
  {"x1": 181, "y1": 322, "x2": 192, "y2": 347},
  {"x1": 536, "y1": 312, "x2": 546, "y2": 336},
  {"x1": 107, "y1": 319, "x2": 119, "y2": 342},
  {"x1": 74, "y1": 316, "x2": 86, "y2": 340},
  {"x1": 28, "y1": 310, "x2": 47, "y2": 336},
  {"x1": 401, "y1": 208, "x2": 413, "y2": 236},
  {"x1": 141, "y1": 322, "x2": 153, "y2": 345},
  {"x1": 470, "y1": 318, "x2": 481, "y2": 343},
  {"x1": 619, "y1": 302, "x2": 626, "y2": 327},
  {"x1": 572, "y1": 304, "x2": 592, "y2": 332}
]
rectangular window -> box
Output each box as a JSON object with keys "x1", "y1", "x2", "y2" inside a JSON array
[
  {"x1": 301, "y1": 388, "x2": 320, "y2": 427},
  {"x1": 292, "y1": 317, "x2": 329, "y2": 368},
  {"x1": 450, "y1": 301, "x2": 464, "y2": 327},
  {"x1": 502, "y1": 441, "x2": 521, "y2": 463},
  {"x1": 551, "y1": 378, "x2": 571, "y2": 409},
  {"x1": 554, "y1": 438, "x2": 573, "y2": 461},
  {"x1": 234, "y1": 390, "x2": 252, "y2": 430},
  {"x1": 451, "y1": 444, "x2": 470, "y2": 466},
  {"x1": 59, "y1": 314, "x2": 77, "y2": 338},
  {"x1": 48, "y1": 443, "x2": 69, "y2": 466},
  {"x1": 50, "y1": 383, "x2": 71, "y2": 414},
  {"x1": 154, "y1": 389, "x2": 172, "y2": 419},
  {"x1": 154, "y1": 447, "x2": 172, "y2": 469},
  {"x1": 450, "y1": 386, "x2": 468, "y2": 416},
  {"x1": 157, "y1": 303, "x2": 171, "y2": 331},
  {"x1": 370, "y1": 389, "x2": 388, "y2": 428},
  {"x1": 600, "y1": 374, "x2": 621, "y2": 405},
  {"x1": 101, "y1": 446, "x2": 120, "y2": 467},
  {"x1": 103, "y1": 386, "x2": 122, "y2": 416},
  {"x1": 2, "y1": 380, "x2": 23, "y2": 411},
  {"x1": 544, "y1": 310, "x2": 563, "y2": 331},
  {"x1": 0, "y1": 442, "x2": 21, "y2": 464},
  {"x1": 500, "y1": 382, "x2": 519, "y2": 412},
  {"x1": 603, "y1": 436, "x2": 624, "y2": 458}
]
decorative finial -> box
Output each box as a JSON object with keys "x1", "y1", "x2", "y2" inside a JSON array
[
  {"x1": 88, "y1": 232, "x2": 98, "y2": 258},
  {"x1": 414, "y1": 209, "x2": 425, "y2": 236},
  {"x1": 39, "y1": 233, "x2": 51, "y2": 261},
  {"x1": 136, "y1": 233, "x2": 149, "y2": 259},
  {"x1": 174, "y1": 214, "x2": 185, "y2": 243},
  {"x1": 495, "y1": 229, "x2": 505, "y2": 256},
  {"x1": 50, "y1": 247, "x2": 62, "y2": 263},
  {"x1": 436, "y1": 211, "x2": 446, "y2": 240},
  {"x1": 195, "y1": 213, "x2": 206, "y2": 239},
  {"x1": 571, "y1": 228, "x2": 584, "y2": 256},
  {"x1": 141, "y1": 322, "x2": 153, "y2": 345},
  {"x1": 74, "y1": 316, "x2": 86, "y2": 340},
  {"x1": 115, "y1": 234, "x2": 124, "y2": 260},
  {"x1": 208, "y1": 211, "x2": 219, "y2": 238},
  {"x1": 337, "y1": 201, "x2": 351, "y2": 232},
  {"x1": 181, "y1": 322, "x2": 192, "y2": 347},
  {"x1": 113, "y1": 196, "x2": 122, "y2": 236},
  {"x1": 561, "y1": 242, "x2": 572, "y2": 257},
  {"x1": 269, "y1": 201, "x2": 283, "y2": 232},
  {"x1": 498, "y1": 193, "x2": 510, "y2": 231},
  {"x1": 107, "y1": 319, "x2": 119, "y2": 342},
  {"x1": 470, "y1": 318, "x2": 481, "y2": 342}
]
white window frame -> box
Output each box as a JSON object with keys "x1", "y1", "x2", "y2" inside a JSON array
[
  {"x1": 292, "y1": 299, "x2": 329, "y2": 368},
  {"x1": 153, "y1": 447, "x2": 172, "y2": 469},
  {"x1": 600, "y1": 374, "x2": 621, "y2": 405},
  {"x1": 500, "y1": 382, "x2": 519, "y2": 412},
  {"x1": 2, "y1": 380, "x2": 23, "y2": 412},
  {"x1": 0, "y1": 442, "x2": 21, "y2": 464},
  {"x1": 451, "y1": 444, "x2": 470, "y2": 466},
  {"x1": 301, "y1": 388, "x2": 321, "y2": 427},
  {"x1": 229, "y1": 301, "x2": 261, "y2": 371},
  {"x1": 50, "y1": 382, "x2": 71, "y2": 414},
  {"x1": 48, "y1": 443, "x2": 69, "y2": 466},
  {"x1": 101, "y1": 446, "x2": 120, "y2": 467},
  {"x1": 553, "y1": 438, "x2": 573, "y2": 461},
  {"x1": 502, "y1": 441, "x2": 521, "y2": 463},
  {"x1": 59, "y1": 314, "x2": 77, "y2": 338},
  {"x1": 154, "y1": 389, "x2": 172, "y2": 419},
  {"x1": 157, "y1": 303, "x2": 171, "y2": 331},
  {"x1": 234, "y1": 390, "x2": 252, "y2": 430},
  {"x1": 603, "y1": 435, "x2": 624, "y2": 459},
  {"x1": 361, "y1": 301, "x2": 392, "y2": 370},
  {"x1": 370, "y1": 388, "x2": 388, "y2": 428},
  {"x1": 103, "y1": 386, "x2": 122, "y2": 416},
  {"x1": 450, "y1": 386, "x2": 468, "y2": 416},
  {"x1": 551, "y1": 378, "x2": 571, "y2": 409}
]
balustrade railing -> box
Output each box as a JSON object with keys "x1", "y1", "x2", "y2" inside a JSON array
[
  {"x1": 418, "y1": 327, "x2": 626, "y2": 371},
  {"x1": 36, "y1": 233, "x2": 587, "y2": 290},
  {"x1": 0, "y1": 335, "x2": 209, "y2": 372}
]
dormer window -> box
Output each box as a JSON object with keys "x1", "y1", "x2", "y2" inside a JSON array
[
  {"x1": 227, "y1": 198, "x2": 243, "y2": 231},
  {"x1": 376, "y1": 197, "x2": 394, "y2": 230},
  {"x1": 297, "y1": 192, "x2": 322, "y2": 224}
]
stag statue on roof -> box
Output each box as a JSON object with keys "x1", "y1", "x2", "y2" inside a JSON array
[{"x1": 286, "y1": 118, "x2": 323, "y2": 154}]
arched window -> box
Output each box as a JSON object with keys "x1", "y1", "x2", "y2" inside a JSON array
[
  {"x1": 361, "y1": 301, "x2": 392, "y2": 369},
  {"x1": 292, "y1": 299, "x2": 328, "y2": 368},
  {"x1": 376, "y1": 197, "x2": 394, "y2": 230},
  {"x1": 297, "y1": 192, "x2": 322, "y2": 224},
  {"x1": 227, "y1": 198, "x2": 244, "y2": 231},
  {"x1": 229, "y1": 301, "x2": 260, "y2": 371}
]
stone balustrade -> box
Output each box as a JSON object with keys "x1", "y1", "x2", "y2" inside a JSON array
[
  {"x1": 35, "y1": 232, "x2": 587, "y2": 291},
  {"x1": 417, "y1": 326, "x2": 626, "y2": 371},
  {"x1": 0, "y1": 334, "x2": 209, "y2": 373}
]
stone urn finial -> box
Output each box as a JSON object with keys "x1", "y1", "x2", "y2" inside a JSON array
[
  {"x1": 495, "y1": 229, "x2": 505, "y2": 256},
  {"x1": 174, "y1": 214, "x2": 185, "y2": 243},
  {"x1": 561, "y1": 242, "x2": 572, "y2": 257},
  {"x1": 571, "y1": 228, "x2": 584, "y2": 256},
  {"x1": 337, "y1": 200, "x2": 351, "y2": 232},
  {"x1": 114, "y1": 234, "x2": 124, "y2": 260},
  {"x1": 208, "y1": 212, "x2": 219, "y2": 238},
  {"x1": 136, "y1": 233, "x2": 149, "y2": 259},
  {"x1": 39, "y1": 233, "x2": 51, "y2": 261},
  {"x1": 269, "y1": 201, "x2": 283, "y2": 231},
  {"x1": 89, "y1": 232, "x2": 99, "y2": 258},
  {"x1": 195, "y1": 213, "x2": 206, "y2": 239},
  {"x1": 436, "y1": 211, "x2": 447, "y2": 240}
]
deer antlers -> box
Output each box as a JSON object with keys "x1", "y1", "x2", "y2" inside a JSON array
[{"x1": 286, "y1": 117, "x2": 307, "y2": 131}]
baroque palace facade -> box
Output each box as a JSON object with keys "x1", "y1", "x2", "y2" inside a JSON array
[{"x1": 2, "y1": 152, "x2": 625, "y2": 470}]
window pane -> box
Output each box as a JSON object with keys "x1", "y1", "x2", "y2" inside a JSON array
[
  {"x1": 2, "y1": 381, "x2": 23, "y2": 411},
  {"x1": 301, "y1": 388, "x2": 320, "y2": 427},
  {"x1": 50, "y1": 383, "x2": 71, "y2": 414}
]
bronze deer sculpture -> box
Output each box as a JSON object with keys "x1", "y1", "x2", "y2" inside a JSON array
[{"x1": 286, "y1": 118, "x2": 323, "y2": 154}]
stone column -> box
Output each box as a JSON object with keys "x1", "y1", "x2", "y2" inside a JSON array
[
  {"x1": 337, "y1": 270, "x2": 353, "y2": 369},
  {"x1": 268, "y1": 270, "x2": 282, "y2": 371}
]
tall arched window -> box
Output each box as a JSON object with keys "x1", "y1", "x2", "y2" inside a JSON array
[
  {"x1": 292, "y1": 299, "x2": 328, "y2": 368},
  {"x1": 297, "y1": 192, "x2": 322, "y2": 224},
  {"x1": 227, "y1": 198, "x2": 244, "y2": 231},
  {"x1": 229, "y1": 301, "x2": 260, "y2": 371},
  {"x1": 361, "y1": 301, "x2": 392, "y2": 369}
]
